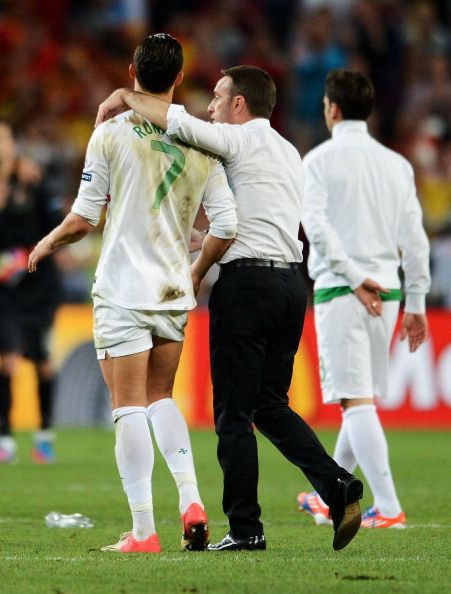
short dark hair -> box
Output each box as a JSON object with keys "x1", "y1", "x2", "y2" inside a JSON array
[
  {"x1": 325, "y1": 70, "x2": 375, "y2": 120},
  {"x1": 221, "y1": 65, "x2": 276, "y2": 119},
  {"x1": 133, "y1": 33, "x2": 183, "y2": 94}
]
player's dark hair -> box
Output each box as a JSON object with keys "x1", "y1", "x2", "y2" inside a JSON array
[
  {"x1": 325, "y1": 69, "x2": 375, "y2": 120},
  {"x1": 221, "y1": 65, "x2": 276, "y2": 119},
  {"x1": 133, "y1": 33, "x2": 183, "y2": 94}
]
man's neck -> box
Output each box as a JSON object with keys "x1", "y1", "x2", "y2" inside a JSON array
[{"x1": 134, "y1": 82, "x2": 173, "y2": 104}]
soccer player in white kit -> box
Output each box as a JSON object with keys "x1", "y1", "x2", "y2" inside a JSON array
[
  {"x1": 298, "y1": 70, "x2": 430, "y2": 529},
  {"x1": 28, "y1": 34, "x2": 237, "y2": 553}
]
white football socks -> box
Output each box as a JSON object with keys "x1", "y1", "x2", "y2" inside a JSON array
[
  {"x1": 112, "y1": 406, "x2": 156, "y2": 541},
  {"x1": 333, "y1": 423, "x2": 357, "y2": 474},
  {"x1": 146, "y1": 398, "x2": 203, "y2": 514},
  {"x1": 343, "y1": 404, "x2": 402, "y2": 517}
]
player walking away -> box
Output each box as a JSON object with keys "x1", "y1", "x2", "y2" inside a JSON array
[
  {"x1": 29, "y1": 34, "x2": 237, "y2": 553},
  {"x1": 0, "y1": 120, "x2": 62, "y2": 465},
  {"x1": 95, "y1": 66, "x2": 365, "y2": 552},
  {"x1": 298, "y1": 69, "x2": 430, "y2": 529}
]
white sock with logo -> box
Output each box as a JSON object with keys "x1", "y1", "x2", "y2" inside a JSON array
[
  {"x1": 343, "y1": 404, "x2": 402, "y2": 517},
  {"x1": 112, "y1": 406, "x2": 155, "y2": 540},
  {"x1": 146, "y1": 398, "x2": 203, "y2": 514}
]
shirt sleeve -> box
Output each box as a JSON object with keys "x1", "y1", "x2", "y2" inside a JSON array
[
  {"x1": 167, "y1": 104, "x2": 243, "y2": 161},
  {"x1": 398, "y1": 166, "x2": 431, "y2": 313},
  {"x1": 302, "y1": 155, "x2": 366, "y2": 290},
  {"x1": 71, "y1": 125, "x2": 110, "y2": 226},
  {"x1": 202, "y1": 159, "x2": 237, "y2": 240}
]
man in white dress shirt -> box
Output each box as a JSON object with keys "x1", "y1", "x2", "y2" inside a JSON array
[
  {"x1": 28, "y1": 33, "x2": 238, "y2": 553},
  {"x1": 298, "y1": 69, "x2": 430, "y2": 529},
  {"x1": 95, "y1": 64, "x2": 365, "y2": 552}
]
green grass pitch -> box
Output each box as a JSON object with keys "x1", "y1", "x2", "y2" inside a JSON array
[{"x1": 0, "y1": 428, "x2": 449, "y2": 594}]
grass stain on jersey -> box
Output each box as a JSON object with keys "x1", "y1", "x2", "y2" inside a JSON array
[
  {"x1": 160, "y1": 284, "x2": 185, "y2": 302},
  {"x1": 179, "y1": 194, "x2": 196, "y2": 226}
]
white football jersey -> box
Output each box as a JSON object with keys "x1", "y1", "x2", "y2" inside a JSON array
[{"x1": 72, "y1": 110, "x2": 237, "y2": 310}]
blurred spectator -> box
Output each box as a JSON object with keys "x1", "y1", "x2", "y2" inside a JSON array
[
  {"x1": 349, "y1": 0, "x2": 406, "y2": 142},
  {"x1": 290, "y1": 6, "x2": 347, "y2": 153},
  {"x1": 403, "y1": 1, "x2": 449, "y2": 61},
  {"x1": 0, "y1": 120, "x2": 63, "y2": 463}
]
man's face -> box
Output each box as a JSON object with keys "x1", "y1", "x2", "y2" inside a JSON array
[{"x1": 208, "y1": 76, "x2": 235, "y2": 124}]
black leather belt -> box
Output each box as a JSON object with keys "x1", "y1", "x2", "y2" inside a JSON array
[{"x1": 220, "y1": 258, "x2": 301, "y2": 271}]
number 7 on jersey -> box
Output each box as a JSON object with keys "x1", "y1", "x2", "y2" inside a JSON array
[{"x1": 151, "y1": 140, "x2": 185, "y2": 209}]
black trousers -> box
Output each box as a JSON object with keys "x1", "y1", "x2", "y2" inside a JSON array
[{"x1": 209, "y1": 263, "x2": 349, "y2": 538}]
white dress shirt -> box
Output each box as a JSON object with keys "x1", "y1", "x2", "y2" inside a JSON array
[
  {"x1": 302, "y1": 120, "x2": 430, "y2": 313},
  {"x1": 72, "y1": 110, "x2": 237, "y2": 311},
  {"x1": 167, "y1": 105, "x2": 304, "y2": 263}
]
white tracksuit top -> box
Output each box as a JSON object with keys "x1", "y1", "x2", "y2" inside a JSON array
[{"x1": 301, "y1": 121, "x2": 430, "y2": 313}]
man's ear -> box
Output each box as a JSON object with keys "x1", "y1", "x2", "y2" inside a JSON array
[
  {"x1": 330, "y1": 101, "x2": 341, "y2": 121},
  {"x1": 233, "y1": 95, "x2": 246, "y2": 115},
  {"x1": 174, "y1": 71, "x2": 184, "y2": 87},
  {"x1": 129, "y1": 63, "x2": 136, "y2": 81}
]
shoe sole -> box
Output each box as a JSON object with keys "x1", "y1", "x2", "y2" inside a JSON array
[
  {"x1": 333, "y1": 500, "x2": 361, "y2": 551},
  {"x1": 333, "y1": 479, "x2": 363, "y2": 551},
  {"x1": 181, "y1": 522, "x2": 209, "y2": 551}
]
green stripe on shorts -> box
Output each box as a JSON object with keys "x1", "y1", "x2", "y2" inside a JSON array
[{"x1": 313, "y1": 286, "x2": 402, "y2": 305}]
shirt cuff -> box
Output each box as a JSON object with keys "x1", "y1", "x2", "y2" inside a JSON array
[
  {"x1": 342, "y1": 261, "x2": 366, "y2": 290},
  {"x1": 71, "y1": 202, "x2": 101, "y2": 228},
  {"x1": 167, "y1": 104, "x2": 186, "y2": 135},
  {"x1": 208, "y1": 224, "x2": 237, "y2": 240},
  {"x1": 404, "y1": 293, "x2": 426, "y2": 314}
]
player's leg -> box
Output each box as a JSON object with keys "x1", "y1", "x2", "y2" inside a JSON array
[
  {"x1": 0, "y1": 352, "x2": 18, "y2": 462},
  {"x1": 25, "y1": 321, "x2": 56, "y2": 463},
  {"x1": 100, "y1": 350, "x2": 159, "y2": 549},
  {"x1": 343, "y1": 301, "x2": 404, "y2": 527},
  {"x1": 316, "y1": 296, "x2": 403, "y2": 527},
  {"x1": 253, "y1": 274, "x2": 361, "y2": 550},
  {"x1": 253, "y1": 272, "x2": 343, "y2": 493},
  {"x1": 144, "y1": 312, "x2": 208, "y2": 550},
  {"x1": 208, "y1": 268, "x2": 271, "y2": 545},
  {"x1": 146, "y1": 337, "x2": 204, "y2": 512},
  {"x1": 0, "y1": 300, "x2": 20, "y2": 463},
  {"x1": 94, "y1": 297, "x2": 159, "y2": 552}
]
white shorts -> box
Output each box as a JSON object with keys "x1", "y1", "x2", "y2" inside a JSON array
[
  {"x1": 314, "y1": 294, "x2": 399, "y2": 403},
  {"x1": 92, "y1": 295, "x2": 188, "y2": 360}
]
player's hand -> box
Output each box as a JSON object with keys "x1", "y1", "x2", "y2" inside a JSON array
[
  {"x1": 400, "y1": 312, "x2": 428, "y2": 352},
  {"x1": 28, "y1": 239, "x2": 53, "y2": 272},
  {"x1": 353, "y1": 278, "x2": 388, "y2": 317},
  {"x1": 95, "y1": 89, "x2": 130, "y2": 127}
]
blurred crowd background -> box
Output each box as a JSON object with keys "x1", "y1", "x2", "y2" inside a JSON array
[{"x1": 1, "y1": 0, "x2": 451, "y2": 307}]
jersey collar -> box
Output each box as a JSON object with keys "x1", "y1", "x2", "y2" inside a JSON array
[{"x1": 332, "y1": 120, "x2": 368, "y2": 138}]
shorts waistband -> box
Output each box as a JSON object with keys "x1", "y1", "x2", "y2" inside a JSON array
[{"x1": 220, "y1": 258, "x2": 302, "y2": 271}]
